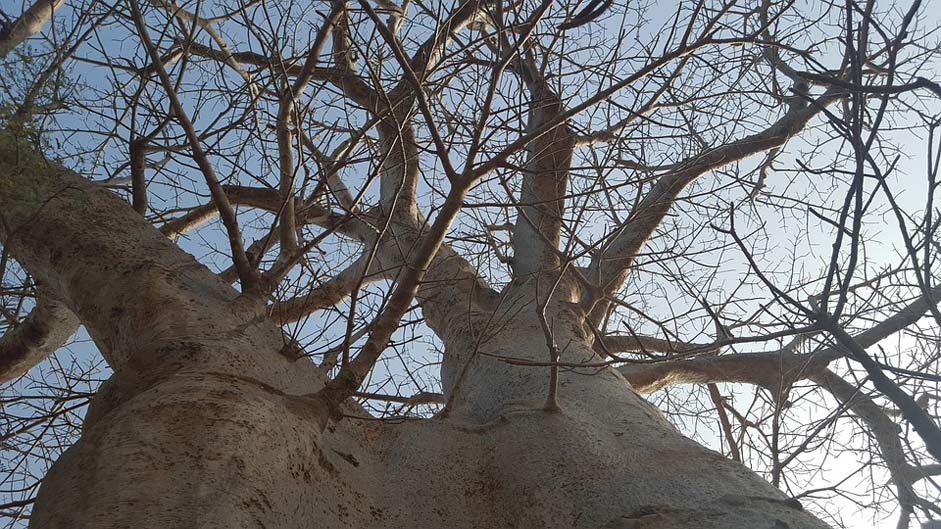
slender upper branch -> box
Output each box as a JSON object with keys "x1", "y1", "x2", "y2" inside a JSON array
[
  {"x1": 130, "y1": 0, "x2": 258, "y2": 291},
  {"x1": 587, "y1": 88, "x2": 843, "y2": 310}
]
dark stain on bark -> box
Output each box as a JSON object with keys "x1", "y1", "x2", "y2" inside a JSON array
[
  {"x1": 317, "y1": 451, "x2": 337, "y2": 476},
  {"x1": 332, "y1": 449, "x2": 360, "y2": 467}
]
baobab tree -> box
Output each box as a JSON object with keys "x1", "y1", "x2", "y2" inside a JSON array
[{"x1": 1, "y1": 0, "x2": 941, "y2": 528}]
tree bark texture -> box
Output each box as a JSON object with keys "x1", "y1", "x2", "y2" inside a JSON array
[{"x1": 0, "y1": 131, "x2": 832, "y2": 529}]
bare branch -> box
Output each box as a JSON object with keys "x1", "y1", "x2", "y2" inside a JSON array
[
  {"x1": 0, "y1": 0, "x2": 63, "y2": 59},
  {"x1": 587, "y1": 88, "x2": 843, "y2": 309},
  {"x1": 130, "y1": 0, "x2": 258, "y2": 292},
  {"x1": 810, "y1": 368, "x2": 919, "y2": 528},
  {"x1": 510, "y1": 69, "x2": 575, "y2": 279},
  {"x1": 0, "y1": 295, "x2": 79, "y2": 384}
]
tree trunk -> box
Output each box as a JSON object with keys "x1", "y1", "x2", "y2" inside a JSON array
[
  {"x1": 2, "y1": 133, "x2": 832, "y2": 528},
  {"x1": 33, "y1": 306, "x2": 831, "y2": 529}
]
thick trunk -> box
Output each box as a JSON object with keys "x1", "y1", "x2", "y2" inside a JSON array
[
  {"x1": 3, "y1": 133, "x2": 830, "y2": 528},
  {"x1": 32, "y1": 299, "x2": 832, "y2": 529}
]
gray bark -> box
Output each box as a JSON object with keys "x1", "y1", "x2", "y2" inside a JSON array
[
  {"x1": 0, "y1": 131, "x2": 832, "y2": 529},
  {"x1": 0, "y1": 294, "x2": 79, "y2": 384},
  {"x1": 0, "y1": 0, "x2": 63, "y2": 59}
]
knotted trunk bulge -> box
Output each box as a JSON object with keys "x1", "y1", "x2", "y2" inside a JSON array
[
  {"x1": 34, "y1": 304, "x2": 831, "y2": 529},
  {"x1": 1, "y1": 133, "x2": 831, "y2": 528}
]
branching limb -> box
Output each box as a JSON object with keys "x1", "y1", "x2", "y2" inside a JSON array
[
  {"x1": 0, "y1": 294, "x2": 79, "y2": 384},
  {"x1": 273, "y1": 4, "x2": 344, "y2": 265},
  {"x1": 573, "y1": 57, "x2": 690, "y2": 147},
  {"x1": 267, "y1": 253, "x2": 384, "y2": 325},
  {"x1": 509, "y1": 58, "x2": 575, "y2": 279},
  {"x1": 146, "y1": 0, "x2": 257, "y2": 95},
  {"x1": 130, "y1": 0, "x2": 258, "y2": 292},
  {"x1": 0, "y1": 0, "x2": 63, "y2": 59},
  {"x1": 618, "y1": 349, "x2": 822, "y2": 394},
  {"x1": 352, "y1": 390, "x2": 444, "y2": 406},
  {"x1": 314, "y1": 186, "x2": 473, "y2": 416},
  {"x1": 824, "y1": 322, "x2": 941, "y2": 461},
  {"x1": 708, "y1": 384, "x2": 742, "y2": 462},
  {"x1": 160, "y1": 185, "x2": 374, "y2": 242},
  {"x1": 810, "y1": 368, "x2": 920, "y2": 529},
  {"x1": 586, "y1": 88, "x2": 842, "y2": 315},
  {"x1": 602, "y1": 333, "x2": 720, "y2": 356},
  {"x1": 616, "y1": 276, "x2": 941, "y2": 393}
]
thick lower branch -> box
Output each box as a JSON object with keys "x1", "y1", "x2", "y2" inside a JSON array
[
  {"x1": 0, "y1": 295, "x2": 79, "y2": 383},
  {"x1": 618, "y1": 350, "x2": 827, "y2": 395},
  {"x1": 0, "y1": 131, "x2": 322, "y2": 393},
  {"x1": 0, "y1": 0, "x2": 63, "y2": 59}
]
